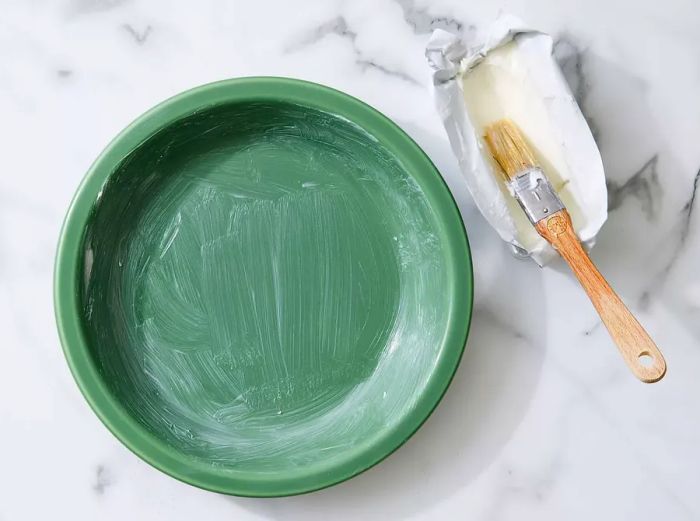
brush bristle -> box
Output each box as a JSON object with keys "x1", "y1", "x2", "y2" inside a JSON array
[{"x1": 484, "y1": 119, "x2": 538, "y2": 179}]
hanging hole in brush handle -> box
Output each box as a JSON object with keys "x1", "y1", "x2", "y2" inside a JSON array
[
  {"x1": 638, "y1": 352, "x2": 654, "y2": 367},
  {"x1": 535, "y1": 210, "x2": 667, "y2": 383}
]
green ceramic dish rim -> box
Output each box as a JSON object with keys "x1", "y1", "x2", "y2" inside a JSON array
[{"x1": 54, "y1": 77, "x2": 474, "y2": 497}]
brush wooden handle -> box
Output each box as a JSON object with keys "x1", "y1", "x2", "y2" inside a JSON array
[{"x1": 535, "y1": 210, "x2": 666, "y2": 383}]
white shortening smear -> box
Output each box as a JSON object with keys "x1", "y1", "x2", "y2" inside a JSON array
[{"x1": 426, "y1": 17, "x2": 608, "y2": 266}]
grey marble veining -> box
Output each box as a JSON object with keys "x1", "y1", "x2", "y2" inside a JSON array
[
  {"x1": 552, "y1": 34, "x2": 599, "y2": 140},
  {"x1": 395, "y1": 0, "x2": 470, "y2": 36},
  {"x1": 678, "y1": 169, "x2": 699, "y2": 246},
  {"x1": 122, "y1": 23, "x2": 152, "y2": 45},
  {"x1": 287, "y1": 16, "x2": 422, "y2": 85},
  {"x1": 640, "y1": 166, "x2": 700, "y2": 308},
  {"x1": 607, "y1": 154, "x2": 661, "y2": 219},
  {"x1": 92, "y1": 465, "x2": 113, "y2": 496}
]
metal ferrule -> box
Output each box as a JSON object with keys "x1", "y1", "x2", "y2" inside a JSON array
[{"x1": 507, "y1": 168, "x2": 565, "y2": 224}]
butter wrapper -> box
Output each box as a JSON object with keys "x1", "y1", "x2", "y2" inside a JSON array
[{"x1": 426, "y1": 17, "x2": 607, "y2": 266}]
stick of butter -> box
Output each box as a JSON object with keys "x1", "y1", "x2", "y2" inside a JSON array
[{"x1": 426, "y1": 18, "x2": 607, "y2": 266}]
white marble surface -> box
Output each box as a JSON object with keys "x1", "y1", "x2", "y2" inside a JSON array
[{"x1": 2, "y1": 0, "x2": 700, "y2": 519}]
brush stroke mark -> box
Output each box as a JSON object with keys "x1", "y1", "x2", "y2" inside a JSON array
[
  {"x1": 607, "y1": 155, "x2": 661, "y2": 220},
  {"x1": 553, "y1": 34, "x2": 599, "y2": 142},
  {"x1": 81, "y1": 102, "x2": 452, "y2": 471},
  {"x1": 56, "y1": 69, "x2": 73, "y2": 78},
  {"x1": 394, "y1": 0, "x2": 472, "y2": 36},
  {"x1": 122, "y1": 24, "x2": 152, "y2": 45},
  {"x1": 286, "y1": 16, "x2": 420, "y2": 86},
  {"x1": 93, "y1": 465, "x2": 112, "y2": 495},
  {"x1": 639, "y1": 167, "x2": 700, "y2": 308}
]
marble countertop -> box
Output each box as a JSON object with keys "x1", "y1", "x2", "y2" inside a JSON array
[{"x1": 2, "y1": 0, "x2": 699, "y2": 519}]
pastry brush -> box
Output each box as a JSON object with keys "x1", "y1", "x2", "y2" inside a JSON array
[{"x1": 484, "y1": 119, "x2": 666, "y2": 383}]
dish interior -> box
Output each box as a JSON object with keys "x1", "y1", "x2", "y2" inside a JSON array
[{"x1": 81, "y1": 101, "x2": 451, "y2": 473}]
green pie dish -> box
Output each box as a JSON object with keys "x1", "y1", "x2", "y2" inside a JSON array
[{"x1": 54, "y1": 77, "x2": 473, "y2": 496}]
